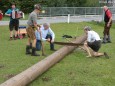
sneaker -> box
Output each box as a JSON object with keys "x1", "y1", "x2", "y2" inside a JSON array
[
  {"x1": 107, "y1": 41, "x2": 111, "y2": 43},
  {"x1": 9, "y1": 37, "x2": 13, "y2": 41},
  {"x1": 102, "y1": 41, "x2": 106, "y2": 44},
  {"x1": 104, "y1": 52, "x2": 109, "y2": 59}
]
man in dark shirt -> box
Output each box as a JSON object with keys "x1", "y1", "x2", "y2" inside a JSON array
[{"x1": 103, "y1": 6, "x2": 112, "y2": 43}]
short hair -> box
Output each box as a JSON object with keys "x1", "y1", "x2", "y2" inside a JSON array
[
  {"x1": 103, "y1": 6, "x2": 108, "y2": 9},
  {"x1": 43, "y1": 23, "x2": 50, "y2": 27},
  {"x1": 34, "y1": 4, "x2": 42, "y2": 10},
  {"x1": 84, "y1": 26, "x2": 91, "y2": 31},
  {"x1": 11, "y1": 2, "x2": 16, "y2": 6}
]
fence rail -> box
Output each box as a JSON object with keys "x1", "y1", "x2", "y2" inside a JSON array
[{"x1": 39, "y1": 7, "x2": 115, "y2": 20}]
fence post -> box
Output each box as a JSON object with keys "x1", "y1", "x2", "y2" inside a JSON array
[
  {"x1": 67, "y1": 14, "x2": 70, "y2": 23},
  {"x1": 85, "y1": 8, "x2": 86, "y2": 18},
  {"x1": 50, "y1": 7, "x2": 51, "y2": 17},
  {"x1": 102, "y1": 7, "x2": 104, "y2": 21},
  {"x1": 74, "y1": 7, "x2": 76, "y2": 16}
]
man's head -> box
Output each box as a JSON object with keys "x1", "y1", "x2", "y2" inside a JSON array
[
  {"x1": 103, "y1": 6, "x2": 108, "y2": 11},
  {"x1": 43, "y1": 23, "x2": 50, "y2": 30},
  {"x1": 34, "y1": 4, "x2": 42, "y2": 13},
  {"x1": 84, "y1": 26, "x2": 91, "y2": 34},
  {"x1": 11, "y1": 3, "x2": 16, "y2": 9}
]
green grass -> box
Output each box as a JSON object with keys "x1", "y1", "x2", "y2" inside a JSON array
[{"x1": 0, "y1": 22, "x2": 115, "y2": 86}]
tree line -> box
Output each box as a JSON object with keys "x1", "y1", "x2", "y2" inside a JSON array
[{"x1": 0, "y1": 0, "x2": 99, "y2": 13}]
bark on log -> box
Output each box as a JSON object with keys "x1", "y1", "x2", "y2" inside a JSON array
[{"x1": 0, "y1": 35, "x2": 86, "y2": 86}]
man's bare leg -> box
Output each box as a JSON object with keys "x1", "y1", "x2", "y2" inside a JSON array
[
  {"x1": 26, "y1": 38, "x2": 31, "y2": 54},
  {"x1": 32, "y1": 39, "x2": 36, "y2": 48},
  {"x1": 31, "y1": 39, "x2": 40, "y2": 56},
  {"x1": 93, "y1": 52, "x2": 109, "y2": 58},
  {"x1": 14, "y1": 31, "x2": 18, "y2": 38},
  {"x1": 84, "y1": 43, "x2": 92, "y2": 57},
  {"x1": 10, "y1": 31, "x2": 13, "y2": 38},
  {"x1": 93, "y1": 52, "x2": 104, "y2": 57}
]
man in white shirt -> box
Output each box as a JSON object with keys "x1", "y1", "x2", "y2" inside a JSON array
[
  {"x1": 35, "y1": 23, "x2": 56, "y2": 51},
  {"x1": 84, "y1": 26, "x2": 109, "y2": 58}
]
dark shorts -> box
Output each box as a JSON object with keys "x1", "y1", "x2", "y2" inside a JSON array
[
  {"x1": 9, "y1": 19, "x2": 19, "y2": 31},
  {"x1": 26, "y1": 26, "x2": 36, "y2": 40},
  {"x1": 87, "y1": 40, "x2": 101, "y2": 52}
]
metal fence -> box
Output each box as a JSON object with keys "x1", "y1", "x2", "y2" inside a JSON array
[
  {"x1": 40, "y1": 7, "x2": 103, "y2": 16},
  {"x1": 39, "y1": 7, "x2": 115, "y2": 21}
]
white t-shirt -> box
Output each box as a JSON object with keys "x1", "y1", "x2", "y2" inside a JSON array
[
  {"x1": 35, "y1": 25, "x2": 55, "y2": 41},
  {"x1": 87, "y1": 30, "x2": 101, "y2": 42}
]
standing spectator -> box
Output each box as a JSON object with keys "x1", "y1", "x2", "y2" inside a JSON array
[
  {"x1": 5, "y1": 3, "x2": 20, "y2": 40},
  {"x1": 0, "y1": 10, "x2": 3, "y2": 20},
  {"x1": 26, "y1": 4, "x2": 41, "y2": 56},
  {"x1": 103, "y1": 6, "x2": 112, "y2": 43}
]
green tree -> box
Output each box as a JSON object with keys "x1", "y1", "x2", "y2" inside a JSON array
[
  {"x1": 0, "y1": 0, "x2": 100, "y2": 14},
  {"x1": 85, "y1": 0, "x2": 99, "y2": 7},
  {"x1": 0, "y1": 0, "x2": 20, "y2": 13},
  {"x1": 46, "y1": 0, "x2": 67, "y2": 7},
  {"x1": 66, "y1": 0, "x2": 87, "y2": 7}
]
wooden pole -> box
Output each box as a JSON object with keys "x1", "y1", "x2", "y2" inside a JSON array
[
  {"x1": 0, "y1": 35, "x2": 86, "y2": 86},
  {"x1": 39, "y1": 31, "x2": 45, "y2": 56}
]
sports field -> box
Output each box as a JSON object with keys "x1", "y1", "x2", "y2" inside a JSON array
[{"x1": 0, "y1": 22, "x2": 115, "y2": 86}]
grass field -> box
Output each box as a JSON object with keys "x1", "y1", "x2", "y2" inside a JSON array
[{"x1": 0, "y1": 22, "x2": 115, "y2": 86}]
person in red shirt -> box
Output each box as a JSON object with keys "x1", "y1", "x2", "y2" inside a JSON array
[
  {"x1": 0, "y1": 10, "x2": 3, "y2": 20},
  {"x1": 103, "y1": 6, "x2": 112, "y2": 43}
]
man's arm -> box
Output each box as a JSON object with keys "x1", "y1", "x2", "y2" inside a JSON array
[
  {"x1": 87, "y1": 32, "x2": 91, "y2": 42},
  {"x1": 48, "y1": 27, "x2": 55, "y2": 42},
  {"x1": 107, "y1": 10, "x2": 112, "y2": 27},
  {"x1": 5, "y1": 9, "x2": 11, "y2": 17},
  {"x1": 108, "y1": 17, "x2": 112, "y2": 24},
  {"x1": 41, "y1": 26, "x2": 50, "y2": 42}
]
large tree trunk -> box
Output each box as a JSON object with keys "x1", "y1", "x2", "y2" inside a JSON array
[{"x1": 0, "y1": 35, "x2": 86, "y2": 86}]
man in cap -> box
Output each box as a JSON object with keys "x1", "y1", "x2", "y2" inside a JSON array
[
  {"x1": 26, "y1": 4, "x2": 41, "y2": 56},
  {"x1": 103, "y1": 6, "x2": 112, "y2": 43},
  {"x1": 84, "y1": 26, "x2": 109, "y2": 58}
]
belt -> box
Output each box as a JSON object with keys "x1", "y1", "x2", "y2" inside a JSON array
[
  {"x1": 88, "y1": 40, "x2": 101, "y2": 43},
  {"x1": 95, "y1": 40, "x2": 101, "y2": 42},
  {"x1": 28, "y1": 25, "x2": 37, "y2": 30}
]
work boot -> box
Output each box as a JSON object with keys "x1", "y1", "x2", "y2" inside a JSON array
[
  {"x1": 107, "y1": 35, "x2": 111, "y2": 43},
  {"x1": 31, "y1": 47, "x2": 40, "y2": 56},
  {"x1": 102, "y1": 35, "x2": 107, "y2": 44},
  {"x1": 26, "y1": 45, "x2": 31, "y2": 54}
]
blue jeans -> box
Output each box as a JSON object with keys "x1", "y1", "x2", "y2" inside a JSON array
[{"x1": 36, "y1": 34, "x2": 54, "y2": 51}]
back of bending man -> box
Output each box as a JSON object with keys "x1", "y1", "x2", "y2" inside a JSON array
[
  {"x1": 26, "y1": 4, "x2": 41, "y2": 56},
  {"x1": 84, "y1": 26, "x2": 109, "y2": 58},
  {"x1": 35, "y1": 23, "x2": 56, "y2": 51}
]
